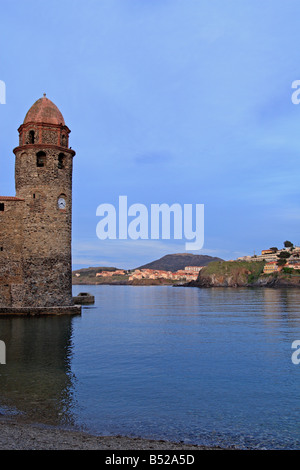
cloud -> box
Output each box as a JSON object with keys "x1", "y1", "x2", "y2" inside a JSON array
[{"x1": 133, "y1": 151, "x2": 173, "y2": 165}]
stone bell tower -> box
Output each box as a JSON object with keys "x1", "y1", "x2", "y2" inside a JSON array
[{"x1": 12, "y1": 94, "x2": 76, "y2": 308}]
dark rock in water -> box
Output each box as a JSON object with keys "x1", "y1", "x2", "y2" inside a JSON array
[{"x1": 73, "y1": 293, "x2": 95, "y2": 305}]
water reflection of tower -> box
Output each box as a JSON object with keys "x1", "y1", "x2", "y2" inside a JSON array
[
  {"x1": 0, "y1": 315, "x2": 77, "y2": 426},
  {"x1": 262, "y1": 288, "x2": 300, "y2": 345},
  {"x1": 262, "y1": 288, "x2": 300, "y2": 318},
  {"x1": 262, "y1": 288, "x2": 284, "y2": 315}
]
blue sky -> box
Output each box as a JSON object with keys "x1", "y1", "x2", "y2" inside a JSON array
[{"x1": 1, "y1": 0, "x2": 300, "y2": 269}]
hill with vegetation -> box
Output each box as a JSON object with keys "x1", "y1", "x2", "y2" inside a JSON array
[
  {"x1": 189, "y1": 260, "x2": 300, "y2": 288},
  {"x1": 137, "y1": 253, "x2": 223, "y2": 272},
  {"x1": 73, "y1": 266, "x2": 117, "y2": 276},
  {"x1": 191, "y1": 260, "x2": 265, "y2": 287},
  {"x1": 72, "y1": 266, "x2": 128, "y2": 285}
]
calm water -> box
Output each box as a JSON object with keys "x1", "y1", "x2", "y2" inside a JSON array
[{"x1": 1, "y1": 285, "x2": 300, "y2": 449}]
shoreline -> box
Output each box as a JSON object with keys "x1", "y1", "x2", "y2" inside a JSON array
[
  {"x1": 72, "y1": 280, "x2": 182, "y2": 287},
  {"x1": 72, "y1": 278, "x2": 300, "y2": 288},
  {"x1": 0, "y1": 415, "x2": 224, "y2": 450}
]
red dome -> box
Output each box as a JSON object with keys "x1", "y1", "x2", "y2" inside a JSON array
[{"x1": 23, "y1": 94, "x2": 65, "y2": 126}]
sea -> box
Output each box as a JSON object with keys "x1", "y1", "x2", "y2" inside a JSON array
[{"x1": 0, "y1": 285, "x2": 300, "y2": 449}]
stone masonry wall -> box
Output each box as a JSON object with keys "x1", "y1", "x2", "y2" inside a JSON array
[
  {"x1": 0, "y1": 200, "x2": 24, "y2": 307},
  {"x1": 1, "y1": 111, "x2": 75, "y2": 309},
  {"x1": 14, "y1": 142, "x2": 74, "y2": 307}
]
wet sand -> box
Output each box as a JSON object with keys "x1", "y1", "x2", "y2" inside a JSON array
[{"x1": 0, "y1": 416, "x2": 220, "y2": 450}]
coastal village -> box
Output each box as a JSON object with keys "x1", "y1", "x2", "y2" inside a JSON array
[
  {"x1": 73, "y1": 242, "x2": 300, "y2": 285},
  {"x1": 74, "y1": 265, "x2": 203, "y2": 283},
  {"x1": 236, "y1": 242, "x2": 300, "y2": 274}
]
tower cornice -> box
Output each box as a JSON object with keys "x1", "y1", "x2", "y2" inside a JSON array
[
  {"x1": 13, "y1": 144, "x2": 76, "y2": 157},
  {"x1": 18, "y1": 122, "x2": 71, "y2": 134}
]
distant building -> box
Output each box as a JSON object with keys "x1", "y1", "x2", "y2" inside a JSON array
[
  {"x1": 237, "y1": 245, "x2": 300, "y2": 265},
  {"x1": 286, "y1": 261, "x2": 300, "y2": 270},
  {"x1": 263, "y1": 262, "x2": 280, "y2": 274},
  {"x1": 252, "y1": 253, "x2": 278, "y2": 262},
  {"x1": 128, "y1": 267, "x2": 199, "y2": 282},
  {"x1": 261, "y1": 249, "x2": 276, "y2": 255},
  {"x1": 96, "y1": 270, "x2": 126, "y2": 277},
  {"x1": 184, "y1": 266, "x2": 203, "y2": 273}
]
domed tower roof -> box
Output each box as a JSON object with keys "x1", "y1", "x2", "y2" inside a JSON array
[{"x1": 23, "y1": 94, "x2": 65, "y2": 126}]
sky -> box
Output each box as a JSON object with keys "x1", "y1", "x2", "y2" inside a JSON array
[{"x1": 0, "y1": 0, "x2": 300, "y2": 269}]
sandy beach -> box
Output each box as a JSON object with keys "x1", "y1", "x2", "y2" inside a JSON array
[{"x1": 0, "y1": 416, "x2": 220, "y2": 450}]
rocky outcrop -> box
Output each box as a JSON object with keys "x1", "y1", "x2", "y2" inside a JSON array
[
  {"x1": 194, "y1": 272, "x2": 249, "y2": 287},
  {"x1": 190, "y1": 261, "x2": 265, "y2": 288},
  {"x1": 254, "y1": 273, "x2": 300, "y2": 288},
  {"x1": 189, "y1": 260, "x2": 300, "y2": 288}
]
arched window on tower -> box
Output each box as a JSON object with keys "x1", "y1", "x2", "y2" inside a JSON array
[
  {"x1": 36, "y1": 151, "x2": 46, "y2": 168},
  {"x1": 28, "y1": 130, "x2": 35, "y2": 144},
  {"x1": 61, "y1": 134, "x2": 67, "y2": 147},
  {"x1": 58, "y1": 153, "x2": 65, "y2": 169}
]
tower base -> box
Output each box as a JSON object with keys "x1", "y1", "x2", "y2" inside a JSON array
[{"x1": 0, "y1": 305, "x2": 81, "y2": 316}]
